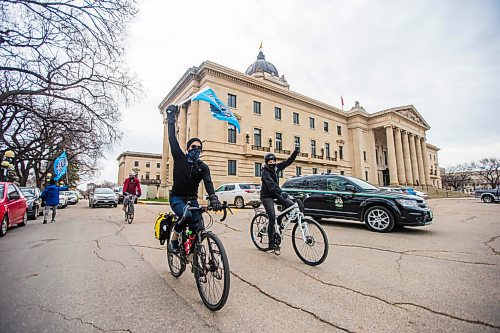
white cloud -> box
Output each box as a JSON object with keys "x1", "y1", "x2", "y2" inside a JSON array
[{"x1": 88, "y1": 0, "x2": 500, "y2": 185}]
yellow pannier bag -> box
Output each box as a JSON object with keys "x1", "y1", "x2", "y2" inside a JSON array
[{"x1": 154, "y1": 212, "x2": 175, "y2": 245}]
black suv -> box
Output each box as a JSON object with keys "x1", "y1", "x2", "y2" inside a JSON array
[{"x1": 282, "y1": 174, "x2": 433, "y2": 232}]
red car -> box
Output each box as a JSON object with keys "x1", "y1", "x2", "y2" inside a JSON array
[{"x1": 0, "y1": 182, "x2": 28, "y2": 237}]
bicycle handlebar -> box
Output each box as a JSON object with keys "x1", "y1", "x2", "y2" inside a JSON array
[{"x1": 182, "y1": 201, "x2": 233, "y2": 222}]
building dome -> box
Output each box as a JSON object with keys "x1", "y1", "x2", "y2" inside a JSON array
[{"x1": 245, "y1": 51, "x2": 279, "y2": 76}]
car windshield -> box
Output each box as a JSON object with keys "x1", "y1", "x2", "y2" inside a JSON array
[
  {"x1": 239, "y1": 184, "x2": 260, "y2": 190},
  {"x1": 345, "y1": 176, "x2": 379, "y2": 190},
  {"x1": 94, "y1": 188, "x2": 114, "y2": 194},
  {"x1": 20, "y1": 188, "x2": 35, "y2": 198}
]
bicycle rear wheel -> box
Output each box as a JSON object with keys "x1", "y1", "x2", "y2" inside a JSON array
[
  {"x1": 126, "y1": 203, "x2": 134, "y2": 223},
  {"x1": 194, "y1": 231, "x2": 230, "y2": 311},
  {"x1": 291, "y1": 218, "x2": 329, "y2": 266},
  {"x1": 250, "y1": 213, "x2": 269, "y2": 251},
  {"x1": 167, "y1": 225, "x2": 186, "y2": 278}
]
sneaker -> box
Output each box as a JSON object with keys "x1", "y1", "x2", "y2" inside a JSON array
[
  {"x1": 43, "y1": 220, "x2": 47, "y2": 224},
  {"x1": 50, "y1": 220, "x2": 55, "y2": 223},
  {"x1": 168, "y1": 239, "x2": 180, "y2": 254}
]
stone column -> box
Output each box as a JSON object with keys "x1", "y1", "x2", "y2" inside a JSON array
[
  {"x1": 351, "y1": 127, "x2": 364, "y2": 179},
  {"x1": 415, "y1": 135, "x2": 426, "y2": 186},
  {"x1": 421, "y1": 138, "x2": 432, "y2": 186},
  {"x1": 159, "y1": 112, "x2": 170, "y2": 198},
  {"x1": 368, "y1": 130, "x2": 378, "y2": 185},
  {"x1": 408, "y1": 133, "x2": 419, "y2": 186},
  {"x1": 394, "y1": 128, "x2": 406, "y2": 185},
  {"x1": 189, "y1": 100, "x2": 199, "y2": 139},
  {"x1": 401, "y1": 131, "x2": 414, "y2": 185},
  {"x1": 385, "y1": 126, "x2": 399, "y2": 185}
]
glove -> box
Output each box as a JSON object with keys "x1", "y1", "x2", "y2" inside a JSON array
[
  {"x1": 281, "y1": 192, "x2": 289, "y2": 199},
  {"x1": 166, "y1": 104, "x2": 178, "y2": 122},
  {"x1": 209, "y1": 194, "x2": 223, "y2": 211}
]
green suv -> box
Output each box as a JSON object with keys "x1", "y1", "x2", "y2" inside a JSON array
[{"x1": 282, "y1": 174, "x2": 433, "y2": 232}]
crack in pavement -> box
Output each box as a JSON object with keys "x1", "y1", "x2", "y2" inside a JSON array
[
  {"x1": 29, "y1": 238, "x2": 58, "y2": 249},
  {"x1": 231, "y1": 271, "x2": 353, "y2": 332},
  {"x1": 214, "y1": 220, "x2": 240, "y2": 232},
  {"x1": 396, "y1": 253, "x2": 404, "y2": 281},
  {"x1": 289, "y1": 266, "x2": 500, "y2": 330},
  {"x1": 93, "y1": 239, "x2": 126, "y2": 269},
  {"x1": 332, "y1": 242, "x2": 497, "y2": 266},
  {"x1": 31, "y1": 304, "x2": 133, "y2": 332},
  {"x1": 484, "y1": 235, "x2": 499, "y2": 255},
  {"x1": 101, "y1": 244, "x2": 164, "y2": 251}
]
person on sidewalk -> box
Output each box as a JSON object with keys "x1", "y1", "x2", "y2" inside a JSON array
[{"x1": 40, "y1": 179, "x2": 68, "y2": 224}]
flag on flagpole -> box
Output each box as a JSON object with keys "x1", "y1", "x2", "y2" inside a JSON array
[
  {"x1": 341, "y1": 95, "x2": 344, "y2": 111},
  {"x1": 53, "y1": 151, "x2": 68, "y2": 181},
  {"x1": 190, "y1": 87, "x2": 241, "y2": 133}
]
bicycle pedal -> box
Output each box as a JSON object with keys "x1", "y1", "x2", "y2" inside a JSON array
[{"x1": 273, "y1": 247, "x2": 281, "y2": 256}]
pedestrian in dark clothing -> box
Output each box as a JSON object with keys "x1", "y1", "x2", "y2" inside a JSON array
[
  {"x1": 40, "y1": 179, "x2": 68, "y2": 224},
  {"x1": 260, "y1": 147, "x2": 299, "y2": 250}
]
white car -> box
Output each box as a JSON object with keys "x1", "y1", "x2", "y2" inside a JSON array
[
  {"x1": 213, "y1": 183, "x2": 261, "y2": 209},
  {"x1": 58, "y1": 193, "x2": 68, "y2": 208}
]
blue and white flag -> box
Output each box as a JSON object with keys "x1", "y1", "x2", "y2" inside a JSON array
[
  {"x1": 190, "y1": 87, "x2": 241, "y2": 133},
  {"x1": 53, "y1": 152, "x2": 68, "y2": 181}
]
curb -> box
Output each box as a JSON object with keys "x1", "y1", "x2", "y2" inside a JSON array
[{"x1": 137, "y1": 201, "x2": 170, "y2": 206}]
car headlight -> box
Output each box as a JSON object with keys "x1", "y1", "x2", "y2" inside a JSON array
[{"x1": 396, "y1": 199, "x2": 419, "y2": 207}]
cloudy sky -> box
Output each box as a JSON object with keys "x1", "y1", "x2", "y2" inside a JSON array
[{"x1": 89, "y1": 0, "x2": 500, "y2": 185}]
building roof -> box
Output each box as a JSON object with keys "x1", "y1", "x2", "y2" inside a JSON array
[
  {"x1": 116, "y1": 151, "x2": 162, "y2": 161},
  {"x1": 245, "y1": 51, "x2": 279, "y2": 76}
]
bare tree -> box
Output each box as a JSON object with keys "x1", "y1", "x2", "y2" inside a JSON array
[
  {"x1": 442, "y1": 163, "x2": 474, "y2": 191},
  {"x1": 473, "y1": 158, "x2": 500, "y2": 189},
  {"x1": 0, "y1": 0, "x2": 140, "y2": 184}
]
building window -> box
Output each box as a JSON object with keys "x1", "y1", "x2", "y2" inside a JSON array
[
  {"x1": 275, "y1": 107, "x2": 281, "y2": 120},
  {"x1": 146, "y1": 162, "x2": 151, "y2": 168},
  {"x1": 340, "y1": 170, "x2": 345, "y2": 175},
  {"x1": 156, "y1": 174, "x2": 160, "y2": 180},
  {"x1": 134, "y1": 161, "x2": 139, "y2": 167},
  {"x1": 376, "y1": 149, "x2": 379, "y2": 165},
  {"x1": 228, "y1": 160, "x2": 237, "y2": 175},
  {"x1": 365, "y1": 171, "x2": 369, "y2": 181},
  {"x1": 275, "y1": 132, "x2": 282, "y2": 150},
  {"x1": 311, "y1": 140, "x2": 316, "y2": 156},
  {"x1": 294, "y1": 136, "x2": 301, "y2": 150},
  {"x1": 145, "y1": 172, "x2": 150, "y2": 180},
  {"x1": 339, "y1": 146, "x2": 344, "y2": 160},
  {"x1": 312, "y1": 167, "x2": 318, "y2": 174},
  {"x1": 324, "y1": 122, "x2": 329, "y2": 132},
  {"x1": 156, "y1": 162, "x2": 161, "y2": 168},
  {"x1": 384, "y1": 151, "x2": 388, "y2": 165},
  {"x1": 254, "y1": 128, "x2": 262, "y2": 147},
  {"x1": 327, "y1": 169, "x2": 332, "y2": 174},
  {"x1": 309, "y1": 117, "x2": 315, "y2": 129},
  {"x1": 293, "y1": 112, "x2": 300, "y2": 124},
  {"x1": 277, "y1": 170, "x2": 283, "y2": 178},
  {"x1": 337, "y1": 125, "x2": 342, "y2": 135},
  {"x1": 253, "y1": 101, "x2": 261, "y2": 115},
  {"x1": 228, "y1": 94, "x2": 237, "y2": 108},
  {"x1": 255, "y1": 162, "x2": 262, "y2": 177},
  {"x1": 228, "y1": 124, "x2": 237, "y2": 143},
  {"x1": 363, "y1": 151, "x2": 367, "y2": 161},
  {"x1": 296, "y1": 166, "x2": 302, "y2": 176},
  {"x1": 325, "y1": 143, "x2": 330, "y2": 158}
]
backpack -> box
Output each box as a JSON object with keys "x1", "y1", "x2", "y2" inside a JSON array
[{"x1": 154, "y1": 212, "x2": 175, "y2": 245}]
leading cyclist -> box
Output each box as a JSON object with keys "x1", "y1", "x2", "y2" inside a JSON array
[
  {"x1": 165, "y1": 104, "x2": 223, "y2": 254},
  {"x1": 122, "y1": 171, "x2": 142, "y2": 211},
  {"x1": 260, "y1": 147, "x2": 299, "y2": 250}
]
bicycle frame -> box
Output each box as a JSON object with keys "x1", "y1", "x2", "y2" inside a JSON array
[{"x1": 273, "y1": 202, "x2": 311, "y2": 244}]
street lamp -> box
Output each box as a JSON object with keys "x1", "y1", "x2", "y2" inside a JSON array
[
  {"x1": 245, "y1": 132, "x2": 250, "y2": 144},
  {"x1": 1, "y1": 150, "x2": 15, "y2": 182},
  {"x1": 268, "y1": 137, "x2": 273, "y2": 148}
]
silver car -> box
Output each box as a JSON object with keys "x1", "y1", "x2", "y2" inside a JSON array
[{"x1": 89, "y1": 188, "x2": 118, "y2": 208}]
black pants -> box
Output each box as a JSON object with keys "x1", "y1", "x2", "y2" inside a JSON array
[{"x1": 261, "y1": 195, "x2": 294, "y2": 244}]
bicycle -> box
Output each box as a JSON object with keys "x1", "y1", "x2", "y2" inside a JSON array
[
  {"x1": 250, "y1": 196, "x2": 329, "y2": 266},
  {"x1": 124, "y1": 193, "x2": 136, "y2": 224},
  {"x1": 166, "y1": 201, "x2": 233, "y2": 311}
]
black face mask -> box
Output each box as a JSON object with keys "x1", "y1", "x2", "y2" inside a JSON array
[
  {"x1": 187, "y1": 148, "x2": 201, "y2": 164},
  {"x1": 267, "y1": 163, "x2": 276, "y2": 170}
]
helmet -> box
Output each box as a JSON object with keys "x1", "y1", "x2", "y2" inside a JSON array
[{"x1": 264, "y1": 153, "x2": 276, "y2": 163}]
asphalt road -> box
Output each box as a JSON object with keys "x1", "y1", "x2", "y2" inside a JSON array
[{"x1": 0, "y1": 198, "x2": 498, "y2": 332}]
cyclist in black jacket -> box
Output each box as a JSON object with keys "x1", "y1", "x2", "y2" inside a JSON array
[
  {"x1": 166, "y1": 104, "x2": 222, "y2": 254},
  {"x1": 260, "y1": 147, "x2": 299, "y2": 250}
]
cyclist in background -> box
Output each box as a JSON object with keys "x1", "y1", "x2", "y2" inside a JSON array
[
  {"x1": 260, "y1": 147, "x2": 300, "y2": 250},
  {"x1": 122, "y1": 171, "x2": 142, "y2": 211},
  {"x1": 165, "y1": 104, "x2": 222, "y2": 254}
]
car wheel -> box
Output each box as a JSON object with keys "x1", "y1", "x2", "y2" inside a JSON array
[
  {"x1": 364, "y1": 206, "x2": 395, "y2": 232},
  {"x1": 19, "y1": 211, "x2": 28, "y2": 226},
  {"x1": 113, "y1": 203, "x2": 117, "y2": 207},
  {"x1": 1, "y1": 215, "x2": 8, "y2": 237},
  {"x1": 234, "y1": 196, "x2": 245, "y2": 209},
  {"x1": 482, "y1": 195, "x2": 494, "y2": 203},
  {"x1": 251, "y1": 203, "x2": 261, "y2": 208},
  {"x1": 32, "y1": 206, "x2": 38, "y2": 220}
]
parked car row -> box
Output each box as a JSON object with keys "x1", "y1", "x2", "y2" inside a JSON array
[{"x1": 1, "y1": 182, "x2": 28, "y2": 237}]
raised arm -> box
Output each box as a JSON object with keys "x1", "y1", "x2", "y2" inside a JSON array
[
  {"x1": 166, "y1": 105, "x2": 183, "y2": 159},
  {"x1": 277, "y1": 147, "x2": 299, "y2": 172}
]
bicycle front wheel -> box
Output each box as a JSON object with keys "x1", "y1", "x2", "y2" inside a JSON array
[
  {"x1": 292, "y1": 218, "x2": 329, "y2": 266},
  {"x1": 250, "y1": 213, "x2": 269, "y2": 251},
  {"x1": 194, "y1": 231, "x2": 230, "y2": 311}
]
